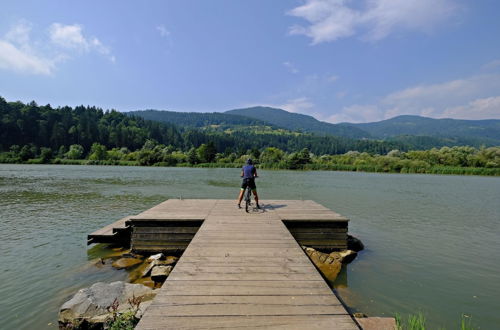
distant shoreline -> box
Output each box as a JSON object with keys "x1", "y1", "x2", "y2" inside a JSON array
[{"x1": 1, "y1": 160, "x2": 499, "y2": 176}]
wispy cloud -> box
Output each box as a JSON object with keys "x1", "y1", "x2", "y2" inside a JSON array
[
  {"x1": 49, "y1": 23, "x2": 114, "y2": 62},
  {"x1": 482, "y1": 59, "x2": 500, "y2": 70},
  {"x1": 442, "y1": 96, "x2": 500, "y2": 120},
  {"x1": 327, "y1": 104, "x2": 382, "y2": 123},
  {"x1": 327, "y1": 74, "x2": 339, "y2": 82},
  {"x1": 288, "y1": 0, "x2": 460, "y2": 44},
  {"x1": 326, "y1": 71, "x2": 500, "y2": 122},
  {"x1": 0, "y1": 40, "x2": 54, "y2": 75},
  {"x1": 0, "y1": 21, "x2": 54, "y2": 75},
  {"x1": 283, "y1": 61, "x2": 299, "y2": 74},
  {"x1": 156, "y1": 25, "x2": 170, "y2": 37},
  {"x1": 0, "y1": 20, "x2": 115, "y2": 76},
  {"x1": 243, "y1": 96, "x2": 315, "y2": 115},
  {"x1": 277, "y1": 97, "x2": 314, "y2": 113}
]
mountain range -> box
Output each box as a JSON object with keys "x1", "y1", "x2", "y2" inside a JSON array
[{"x1": 129, "y1": 106, "x2": 500, "y2": 147}]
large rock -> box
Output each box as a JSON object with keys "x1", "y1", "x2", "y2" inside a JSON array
[
  {"x1": 111, "y1": 257, "x2": 143, "y2": 270},
  {"x1": 151, "y1": 265, "x2": 173, "y2": 282},
  {"x1": 58, "y1": 281, "x2": 156, "y2": 328},
  {"x1": 347, "y1": 235, "x2": 364, "y2": 252},
  {"x1": 303, "y1": 247, "x2": 358, "y2": 282},
  {"x1": 141, "y1": 257, "x2": 178, "y2": 278}
]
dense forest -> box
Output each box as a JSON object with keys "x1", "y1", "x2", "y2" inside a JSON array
[
  {"x1": 0, "y1": 97, "x2": 406, "y2": 156},
  {"x1": 1, "y1": 97, "x2": 499, "y2": 175},
  {"x1": 133, "y1": 107, "x2": 500, "y2": 148}
]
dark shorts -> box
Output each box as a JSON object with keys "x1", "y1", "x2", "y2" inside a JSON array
[{"x1": 241, "y1": 178, "x2": 256, "y2": 191}]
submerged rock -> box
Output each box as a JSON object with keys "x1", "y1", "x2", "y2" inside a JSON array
[
  {"x1": 58, "y1": 281, "x2": 156, "y2": 328},
  {"x1": 111, "y1": 257, "x2": 142, "y2": 270},
  {"x1": 162, "y1": 256, "x2": 179, "y2": 265}
]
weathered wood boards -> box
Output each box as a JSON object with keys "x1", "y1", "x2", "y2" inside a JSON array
[
  {"x1": 87, "y1": 215, "x2": 132, "y2": 245},
  {"x1": 134, "y1": 200, "x2": 357, "y2": 329}
]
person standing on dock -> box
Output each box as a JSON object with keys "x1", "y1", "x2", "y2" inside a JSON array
[{"x1": 237, "y1": 158, "x2": 260, "y2": 209}]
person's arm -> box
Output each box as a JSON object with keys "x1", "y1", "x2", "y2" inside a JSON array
[
  {"x1": 241, "y1": 170, "x2": 244, "y2": 177},
  {"x1": 253, "y1": 167, "x2": 258, "y2": 178}
]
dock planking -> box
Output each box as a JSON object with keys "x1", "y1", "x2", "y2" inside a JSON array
[{"x1": 128, "y1": 199, "x2": 358, "y2": 329}]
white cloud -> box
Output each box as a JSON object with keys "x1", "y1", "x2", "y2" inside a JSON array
[
  {"x1": 49, "y1": 23, "x2": 113, "y2": 61},
  {"x1": 0, "y1": 22, "x2": 54, "y2": 75},
  {"x1": 442, "y1": 96, "x2": 500, "y2": 120},
  {"x1": 482, "y1": 59, "x2": 500, "y2": 71},
  {"x1": 382, "y1": 74, "x2": 500, "y2": 117},
  {"x1": 5, "y1": 20, "x2": 32, "y2": 47},
  {"x1": 277, "y1": 97, "x2": 315, "y2": 113},
  {"x1": 326, "y1": 72, "x2": 500, "y2": 123},
  {"x1": 49, "y1": 23, "x2": 89, "y2": 50},
  {"x1": 0, "y1": 40, "x2": 54, "y2": 75},
  {"x1": 156, "y1": 25, "x2": 170, "y2": 37},
  {"x1": 288, "y1": 0, "x2": 459, "y2": 44},
  {"x1": 283, "y1": 61, "x2": 299, "y2": 74},
  {"x1": 328, "y1": 75, "x2": 339, "y2": 82},
  {"x1": 327, "y1": 104, "x2": 382, "y2": 123},
  {"x1": 0, "y1": 20, "x2": 115, "y2": 75}
]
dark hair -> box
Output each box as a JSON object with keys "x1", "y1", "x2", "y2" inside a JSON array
[{"x1": 246, "y1": 158, "x2": 253, "y2": 165}]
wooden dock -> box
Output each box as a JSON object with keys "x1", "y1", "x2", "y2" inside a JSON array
[{"x1": 119, "y1": 199, "x2": 359, "y2": 329}]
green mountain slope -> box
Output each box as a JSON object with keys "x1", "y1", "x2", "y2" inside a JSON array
[
  {"x1": 224, "y1": 106, "x2": 371, "y2": 139},
  {"x1": 128, "y1": 109, "x2": 271, "y2": 128},
  {"x1": 347, "y1": 115, "x2": 500, "y2": 145}
]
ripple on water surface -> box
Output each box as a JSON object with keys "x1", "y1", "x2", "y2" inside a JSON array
[{"x1": 0, "y1": 164, "x2": 499, "y2": 329}]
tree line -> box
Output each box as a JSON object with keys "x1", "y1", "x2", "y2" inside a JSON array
[
  {"x1": 0, "y1": 97, "x2": 498, "y2": 175},
  {"x1": 0, "y1": 96, "x2": 405, "y2": 156}
]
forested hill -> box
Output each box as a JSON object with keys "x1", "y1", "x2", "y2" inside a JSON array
[
  {"x1": 129, "y1": 107, "x2": 500, "y2": 147},
  {"x1": 129, "y1": 109, "x2": 271, "y2": 128},
  {"x1": 0, "y1": 97, "x2": 405, "y2": 156},
  {"x1": 0, "y1": 98, "x2": 183, "y2": 152},
  {"x1": 225, "y1": 106, "x2": 371, "y2": 139},
  {"x1": 347, "y1": 115, "x2": 500, "y2": 143}
]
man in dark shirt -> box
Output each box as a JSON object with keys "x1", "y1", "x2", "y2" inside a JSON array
[{"x1": 237, "y1": 158, "x2": 260, "y2": 209}]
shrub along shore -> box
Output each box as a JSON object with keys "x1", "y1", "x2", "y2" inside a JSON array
[{"x1": 1, "y1": 141, "x2": 499, "y2": 176}]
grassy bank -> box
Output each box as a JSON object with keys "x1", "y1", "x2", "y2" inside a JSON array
[
  {"x1": 1, "y1": 158, "x2": 499, "y2": 176},
  {"x1": 395, "y1": 313, "x2": 476, "y2": 330}
]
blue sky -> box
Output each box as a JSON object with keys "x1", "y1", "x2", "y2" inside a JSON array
[{"x1": 1, "y1": 0, "x2": 499, "y2": 123}]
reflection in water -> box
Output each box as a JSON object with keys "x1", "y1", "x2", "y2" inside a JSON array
[{"x1": 334, "y1": 265, "x2": 349, "y2": 289}]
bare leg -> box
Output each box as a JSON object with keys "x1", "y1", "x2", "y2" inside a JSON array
[
  {"x1": 253, "y1": 190, "x2": 259, "y2": 207},
  {"x1": 237, "y1": 189, "x2": 244, "y2": 205}
]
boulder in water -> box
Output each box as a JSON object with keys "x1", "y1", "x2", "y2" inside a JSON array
[
  {"x1": 347, "y1": 235, "x2": 364, "y2": 252},
  {"x1": 303, "y1": 246, "x2": 358, "y2": 282},
  {"x1": 151, "y1": 265, "x2": 173, "y2": 282},
  {"x1": 111, "y1": 257, "x2": 142, "y2": 270},
  {"x1": 58, "y1": 281, "x2": 155, "y2": 328}
]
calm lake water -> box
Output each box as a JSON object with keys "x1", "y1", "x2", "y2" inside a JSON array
[{"x1": 0, "y1": 164, "x2": 499, "y2": 329}]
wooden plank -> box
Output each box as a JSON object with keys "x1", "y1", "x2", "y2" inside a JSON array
[
  {"x1": 137, "y1": 315, "x2": 358, "y2": 330},
  {"x1": 133, "y1": 227, "x2": 199, "y2": 233},
  {"x1": 172, "y1": 265, "x2": 317, "y2": 274},
  {"x1": 167, "y1": 271, "x2": 323, "y2": 281},
  {"x1": 180, "y1": 247, "x2": 306, "y2": 257},
  {"x1": 111, "y1": 199, "x2": 355, "y2": 329},
  {"x1": 159, "y1": 280, "x2": 333, "y2": 296},
  {"x1": 88, "y1": 215, "x2": 131, "y2": 237},
  {"x1": 177, "y1": 256, "x2": 312, "y2": 265},
  {"x1": 145, "y1": 295, "x2": 347, "y2": 315}
]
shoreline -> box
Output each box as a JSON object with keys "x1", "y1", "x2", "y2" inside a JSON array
[{"x1": 1, "y1": 159, "x2": 499, "y2": 177}]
